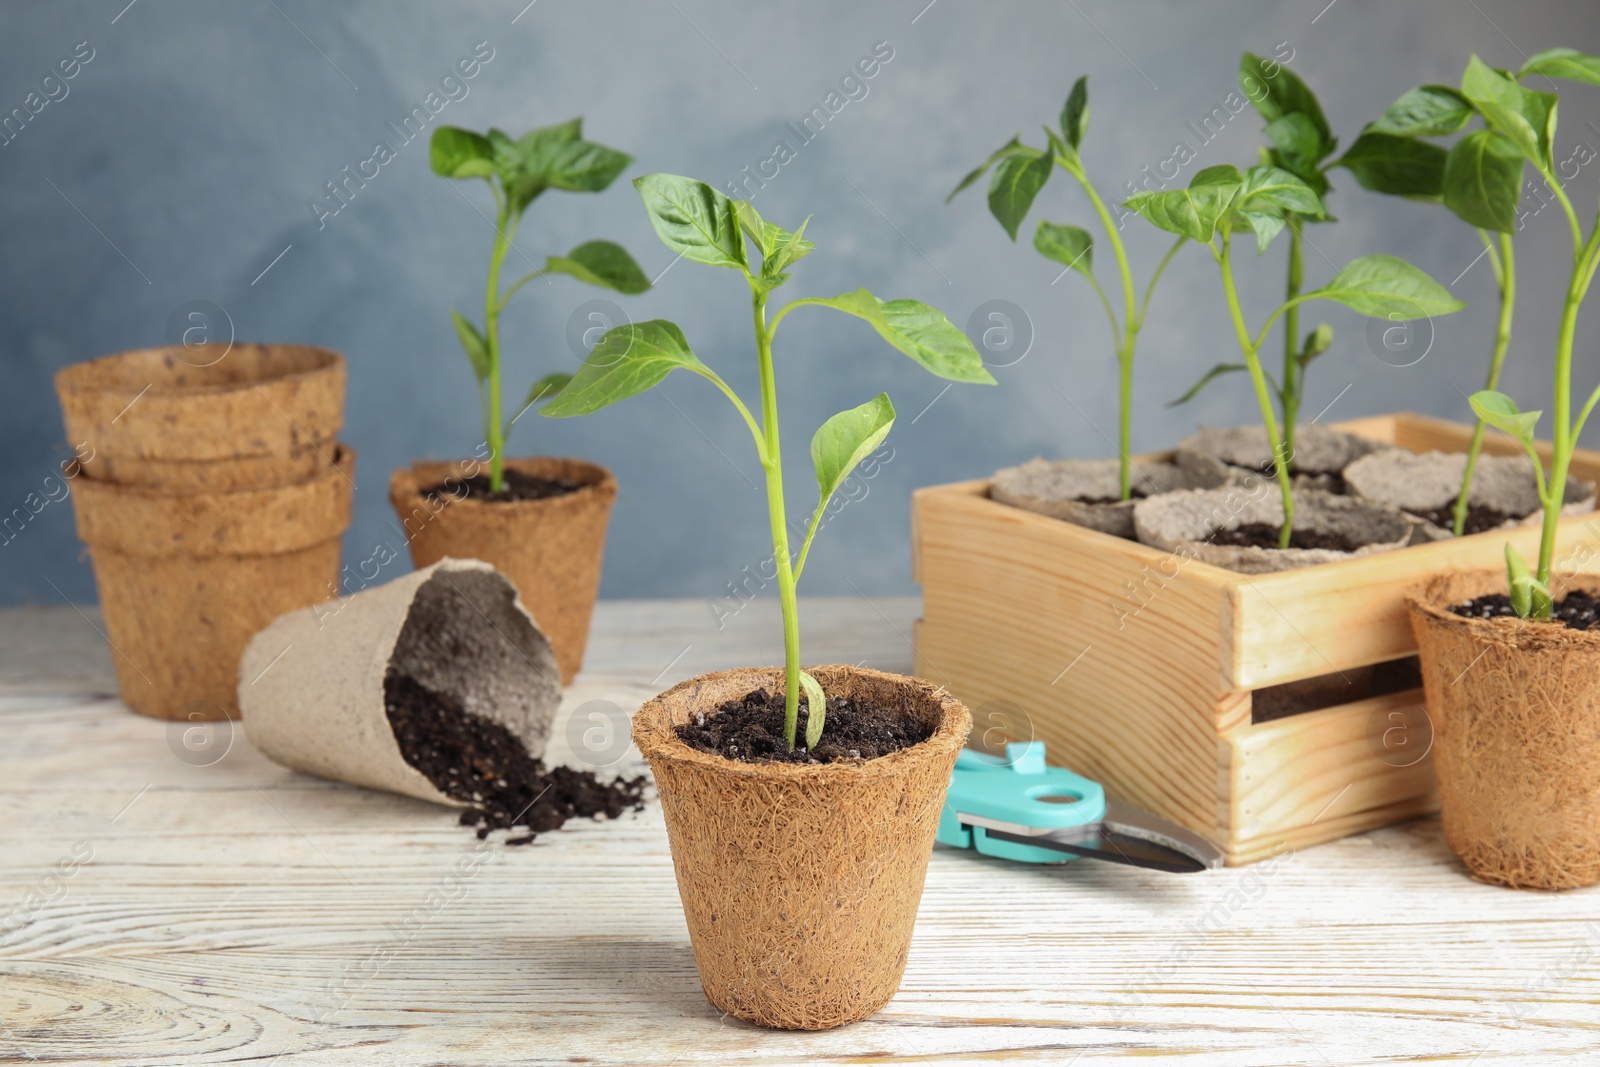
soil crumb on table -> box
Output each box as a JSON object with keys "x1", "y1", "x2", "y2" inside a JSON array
[
  {"x1": 1209, "y1": 521, "x2": 1364, "y2": 553},
  {"x1": 385, "y1": 671, "x2": 646, "y2": 845},
  {"x1": 674, "y1": 687, "x2": 933, "y2": 765},
  {"x1": 1451, "y1": 590, "x2": 1600, "y2": 632},
  {"x1": 422, "y1": 469, "x2": 581, "y2": 504}
]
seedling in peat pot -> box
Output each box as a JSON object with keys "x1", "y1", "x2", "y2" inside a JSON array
[
  {"x1": 948, "y1": 76, "x2": 1185, "y2": 499},
  {"x1": 1336, "y1": 61, "x2": 1546, "y2": 534},
  {"x1": 1175, "y1": 54, "x2": 1342, "y2": 461},
  {"x1": 1459, "y1": 51, "x2": 1600, "y2": 616},
  {"x1": 1125, "y1": 164, "x2": 1464, "y2": 547},
  {"x1": 431, "y1": 119, "x2": 650, "y2": 492},
  {"x1": 545, "y1": 174, "x2": 993, "y2": 747}
]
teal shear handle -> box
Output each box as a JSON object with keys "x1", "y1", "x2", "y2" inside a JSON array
[{"x1": 938, "y1": 741, "x2": 1106, "y2": 864}]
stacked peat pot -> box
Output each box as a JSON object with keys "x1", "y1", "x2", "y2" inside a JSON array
[{"x1": 55, "y1": 343, "x2": 353, "y2": 720}]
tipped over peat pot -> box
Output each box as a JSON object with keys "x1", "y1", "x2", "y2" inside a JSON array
[
  {"x1": 55, "y1": 342, "x2": 353, "y2": 720},
  {"x1": 389, "y1": 457, "x2": 617, "y2": 685},
  {"x1": 633, "y1": 665, "x2": 970, "y2": 1030},
  {"x1": 1408, "y1": 571, "x2": 1600, "y2": 890},
  {"x1": 911, "y1": 413, "x2": 1600, "y2": 864}
]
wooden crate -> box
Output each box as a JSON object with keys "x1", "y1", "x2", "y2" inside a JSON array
[{"x1": 911, "y1": 413, "x2": 1600, "y2": 865}]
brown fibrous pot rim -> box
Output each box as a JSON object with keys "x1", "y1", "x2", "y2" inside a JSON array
[
  {"x1": 632, "y1": 664, "x2": 971, "y2": 783},
  {"x1": 55, "y1": 343, "x2": 344, "y2": 397},
  {"x1": 1406, "y1": 569, "x2": 1600, "y2": 652},
  {"x1": 389, "y1": 456, "x2": 618, "y2": 512},
  {"x1": 74, "y1": 443, "x2": 356, "y2": 501}
]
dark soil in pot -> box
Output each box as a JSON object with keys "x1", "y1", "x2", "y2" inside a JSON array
[
  {"x1": 1451, "y1": 590, "x2": 1600, "y2": 631},
  {"x1": 675, "y1": 687, "x2": 936, "y2": 764},
  {"x1": 421, "y1": 468, "x2": 582, "y2": 503},
  {"x1": 384, "y1": 669, "x2": 646, "y2": 844},
  {"x1": 1209, "y1": 522, "x2": 1365, "y2": 552}
]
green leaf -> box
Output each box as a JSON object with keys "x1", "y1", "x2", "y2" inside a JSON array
[
  {"x1": 633, "y1": 174, "x2": 746, "y2": 270},
  {"x1": 1336, "y1": 132, "x2": 1448, "y2": 199},
  {"x1": 812, "y1": 393, "x2": 895, "y2": 511},
  {"x1": 799, "y1": 669, "x2": 827, "y2": 749},
  {"x1": 1033, "y1": 220, "x2": 1093, "y2": 275},
  {"x1": 487, "y1": 128, "x2": 521, "y2": 180},
  {"x1": 517, "y1": 118, "x2": 582, "y2": 171},
  {"x1": 1470, "y1": 389, "x2": 1541, "y2": 446},
  {"x1": 1125, "y1": 164, "x2": 1242, "y2": 243},
  {"x1": 1240, "y1": 52, "x2": 1335, "y2": 160},
  {"x1": 734, "y1": 201, "x2": 815, "y2": 278},
  {"x1": 543, "y1": 240, "x2": 652, "y2": 294},
  {"x1": 1235, "y1": 208, "x2": 1287, "y2": 253},
  {"x1": 1461, "y1": 55, "x2": 1557, "y2": 171},
  {"x1": 430, "y1": 127, "x2": 495, "y2": 179},
  {"x1": 1060, "y1": 75, "x2": 1089, "y2": 150},
  {"x1": 800, "y1": 290, "x2": 997, "y2": 384},
  {"x1": 1265, "y1": 113, "x2": 1325, "y2": 178},
  {"x1": 1167, "y1": 362, "x2": 1246, "y2": 407},
  {"x1": 1504, "y1": 543, "x2": 1553, "y2": 618},
  {"x1": 542, "y1": 320, "x2": 712, "y2": 417},
  {"x1": 451, "y1": 310, "x2": 489, "y2": 381},
  {"x1": 1519, "y1": 47, "x2": 1600, "y2": 88},
  {"x1": 1367, "y1": 85, "x2": 1475, "y2": 137},
  {"x1": 987, "y1": 149, "x2": 1054, "y2": 240},
  {"x1": 522, "y1": 372, "x2": 572, "y2": 408},
  {"x1": 1309, "y1": 254, "x2": 1465, "y2": 318},
  {"x1": 1236, "y1": 164, "x2": 1327, "y2": 217},
  {"x1": 1442, "y1": 130, "x2": 1524, "y2": 232},
  {"x1": 541, "y1": 140, "x2": 632, "y2": 192},
  {"x1": 947, "y1": 135, "x2": 1025, "y2": 203}
]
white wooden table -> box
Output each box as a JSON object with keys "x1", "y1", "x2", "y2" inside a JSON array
[{"x1": 2, "y1": 597, "x2": 1597, "y2": 1065}]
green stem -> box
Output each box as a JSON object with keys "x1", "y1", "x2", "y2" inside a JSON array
[
  {"x1": 753, "y1": 288, "x2": 802, "y2": 747},
  {"x1": 1453, "y1": 232, "x2": 1516, "y2": 537},
  {"x1": 484, "y1": 209, "x2": 514, "y2": 493},
  {"x1": 1281, "y1": 217, "x2": 1304, "y2": 461},
  {"x1": 1218, "y1": 232, "x2": 1295, "y2": 548},
  {"x1": 1066, "y1": 160, "x2": 1139, "y2": 499}
]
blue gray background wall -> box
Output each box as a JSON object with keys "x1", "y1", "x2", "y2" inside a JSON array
[{"x1": 4, "y1": 0, "x2": 1598, "y2": 607}]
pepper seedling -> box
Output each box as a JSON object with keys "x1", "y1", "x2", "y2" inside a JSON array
[
  {"x1": 1460, "y1": 51, "x2": 1600, "y2": 617},
  {"x1": 431, "y1": 119, "x2": 650, "y2": 492},
  {"x1": 947, "y1": 75, "x2": 1185, "y2": 500},
  {"x1": 1125, "y1": 165, "x2": 1463, "y2": 546},
  {"x1": 1336, "y1": 67, "x2": 1538, "y2": 536},
  {"x1": 545, "y1": 174, "x2": 993, "y2": 747},
  {"x1": 1173, "y1": 55, "x2": 1340, "y2": 463}
]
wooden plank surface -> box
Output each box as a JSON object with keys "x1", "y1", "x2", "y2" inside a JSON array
[{"x1": 3, "y1": 599, "x2": 1599, "y2": 1065}]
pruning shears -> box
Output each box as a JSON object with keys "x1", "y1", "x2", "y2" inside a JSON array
[{"x1": 939, "y1": 742, "x2": 1225, "y2": 873}]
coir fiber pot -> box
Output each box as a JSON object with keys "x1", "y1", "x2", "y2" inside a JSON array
[
  {"x1": 388, "y1": 457, "x2": 616, "y2": 685},
  {"x1": 1407, "y1": 570, "x2": 1600, "y2": 890},
  {"x1": 69, "y1": 446, "x2": 355, "y2": 720},
  {"x1": 633, "y1": 665, "x2": 970, "y2": 1030},
  {"x1": 55, "y1": 342, "x2": 345, "y2": 491}
]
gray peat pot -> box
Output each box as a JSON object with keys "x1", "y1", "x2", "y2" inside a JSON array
[
  {"x1": 1343, "y1": 449, "x2": 1597, "y2": 541},
  {"x1": 990, "y1": 452, "x2": 1235, "y2": 538},
  {"x1": 1132, "y1": 486, "x2": 1412, "y2": 574},
  {"x1": 1177, "y1": 424, "x2": 1392, "y2": 490},
  {"x1": 239, "y1": 558, "x2": 562, "y2": 806}
]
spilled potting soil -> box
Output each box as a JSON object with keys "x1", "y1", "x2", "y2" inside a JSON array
[
  {"x1": 422, "y1": 469, "x2": 581, "y2": 503},
  {"x1": 674, "y1": 687, "x2": 934, "y2": 765},
  {"x1": 384, "y1": 670, "x2": 647, "y2": 845},
  {"x1": 1450, "y1": 590, "x2": 1600, "y2": 631}
]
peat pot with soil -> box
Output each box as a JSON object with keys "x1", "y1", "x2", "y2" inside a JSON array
[
  {"x1": 55, "y1": 342, "x2": 353, "y2": 720},
  {"x1": 1407, "y1": 49, "x2": 1600, "y2": 891},
  {"x1": 543, "y1": 174, "x2": 990, "y2": 1029},
  {"x1": 912, "y1": 53, "x2": 1600, "y2": 867},
  {"x1": 390, "y1": 118, "x2": 648, "y2": 685}
]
